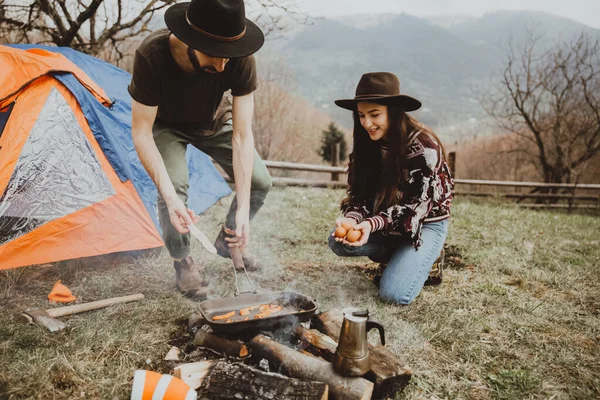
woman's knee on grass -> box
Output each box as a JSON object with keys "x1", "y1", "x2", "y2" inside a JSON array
[{"x1": 378, "y1": 284, "x2": 418, "y2": 305}]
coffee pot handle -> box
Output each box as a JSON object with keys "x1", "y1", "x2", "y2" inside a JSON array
[{"x1": 366, "y1": 316, "x2": 386, "y2": 346}]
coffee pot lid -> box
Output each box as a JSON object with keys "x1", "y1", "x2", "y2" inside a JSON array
[{"x1": 342, "y1": 307, "x2": 369, "y2": 322}]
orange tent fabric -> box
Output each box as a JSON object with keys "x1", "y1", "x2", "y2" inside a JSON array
[
  {"x1": 0, "y1": 46, "x2": 110, "y2": 107},
  {"x1": 0, "y1": 47, "x2": 163, "y2": 270}
]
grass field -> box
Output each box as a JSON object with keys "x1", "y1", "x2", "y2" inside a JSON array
[{"x1": 1, "y1": 187, "x2": 599, "y2": 399}]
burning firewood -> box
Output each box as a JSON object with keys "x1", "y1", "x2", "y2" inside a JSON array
[
  {"x1": 296, "y1": 326, "x2": 338, "y2": 355},
  {"x1": 174, "y1": 360, "x2": 219, "y2": 389},
  {"x1": 250, "y1": 334, "x2": 374, "y2": 400},
  {"x1": 207, "y1": 361, "x2": 328, "y2": 400},
  {"x1": 194, "y1": 329, "x2": 249, "y2": 358},
  {"x1": 313, "y1": 309, "x2": 412, "y2": 400}
]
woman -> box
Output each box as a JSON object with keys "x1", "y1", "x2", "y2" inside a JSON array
[{"x1": 329, "y1": 72, "x2": 453, "y2": 305}]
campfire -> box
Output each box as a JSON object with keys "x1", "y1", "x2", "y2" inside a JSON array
[
  {"x1": 160, "y1": 248, "x2": 412, "y2": 399},
  {"x1": 172, "y1": 307, "x2": 412, "y2": 400}
]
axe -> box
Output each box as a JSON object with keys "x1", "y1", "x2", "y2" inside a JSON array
[{"x1": 23, "y1": 293, "x2": 145, "y2": 332}]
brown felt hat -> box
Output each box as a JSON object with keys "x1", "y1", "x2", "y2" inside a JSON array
[
  {"x1": 165, "y1": 0, "x2": 264, "y2": 58},
  {"x1": 334, "y1": 72, "x2": 421, "y2": 112}
]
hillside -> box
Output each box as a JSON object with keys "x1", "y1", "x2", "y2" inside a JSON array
[{"x1": 263, "y1": 10, "x2": 600, "y2": 140}]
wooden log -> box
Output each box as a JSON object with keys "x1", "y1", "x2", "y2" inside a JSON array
[
  {"x1": 207, "y1": 361, "x2": 329, "y2": 400},
  {"x1": 194, "y1": 329, "x2": 249, "y2": 358},
  {"x1": 313, "y1": 309, "x2": 412, "y2": 400},
  {"x1": 174, "y1": 360, "x2": 219, "y2": 389},
  {"x1": 250, "y1": 334, "x2": 374, "y2": 400},
  {"x1": 295, "y1": 326, "x2": 338, "y2": 361},
  {"x1": 164, "y1": 346, "x2": 181, "y2": 361}
]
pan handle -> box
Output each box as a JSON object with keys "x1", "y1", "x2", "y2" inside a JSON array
[{"x1": 230, "y1": 246, "x2": 258, "y2": 296}]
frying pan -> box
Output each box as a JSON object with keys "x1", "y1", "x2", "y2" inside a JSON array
[{"x1": 197, "y1": 247, "x2": 318, "y2": 334}]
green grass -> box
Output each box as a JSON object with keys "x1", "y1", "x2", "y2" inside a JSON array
[{"x1": 1, "y1": 187, "x2": 599, "y2": 399}]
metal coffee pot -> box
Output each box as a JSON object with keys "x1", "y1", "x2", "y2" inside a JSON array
[{"x1": 332, "y1": 307, "x2": 386, "y2": 377}]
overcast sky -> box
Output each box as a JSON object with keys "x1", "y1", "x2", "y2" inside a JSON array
[{"x1": 296, "y1": 0, "x2": 600, "y2": 29}]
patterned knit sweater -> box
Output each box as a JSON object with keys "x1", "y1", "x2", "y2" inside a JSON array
[{"x1": 342, "y1": 130, "x2": 454, "y2": 247}]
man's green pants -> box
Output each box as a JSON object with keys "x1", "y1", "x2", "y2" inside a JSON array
[{"x1": 153, "y1": 119, "x2": 272, "y2": 259}]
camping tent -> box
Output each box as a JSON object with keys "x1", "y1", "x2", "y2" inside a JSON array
[{"x1": 0, "y1": 45, "x2": 232, "y2": 270}]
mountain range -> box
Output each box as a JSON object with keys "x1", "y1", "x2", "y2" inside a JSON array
[{"x1": 262, "y1": 10, "x2": 600, "y2": 140}]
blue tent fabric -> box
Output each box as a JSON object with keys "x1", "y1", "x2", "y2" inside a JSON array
[{"x1": 9, "y1": 45, "x2": 232, "y2": 230}]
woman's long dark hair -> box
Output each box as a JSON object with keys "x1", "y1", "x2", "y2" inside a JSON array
[{"x1": 342, "y1": 102, "x2": 447, "y2": 212}]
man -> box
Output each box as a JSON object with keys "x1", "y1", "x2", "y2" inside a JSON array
[{"x1": 128, "y1": 0, "x2": 272, "y2": 299}]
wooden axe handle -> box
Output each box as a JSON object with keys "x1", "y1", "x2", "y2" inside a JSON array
[
  {"x1": 46, "y1": 293, "x2": 145, "y2": 318},
  {"x1": 230, "y1": 246, "x2": 245, "y2": 270}
]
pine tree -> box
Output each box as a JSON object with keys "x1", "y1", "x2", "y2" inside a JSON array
[{"x1": 319, "y1": 122, "x2": 347, "y2": 163}]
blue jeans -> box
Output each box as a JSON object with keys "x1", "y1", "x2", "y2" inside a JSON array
[{"x1": 328, "y1": 220, "x2": 448, "y2": 305}]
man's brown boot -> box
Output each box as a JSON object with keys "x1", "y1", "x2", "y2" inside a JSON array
[
  {"x1": 214, "y1": 227, "x2": 263, "y2": 272},
  {"x1": 174, "y1": 256, "x2": 209, "y2": 299}
]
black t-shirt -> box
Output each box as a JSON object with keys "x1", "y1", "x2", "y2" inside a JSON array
[{"x1": 128, "y1": 29, "x2": 258, "y2": 131}]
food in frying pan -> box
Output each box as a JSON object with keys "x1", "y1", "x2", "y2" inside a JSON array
[
  {"x1": 239, "y1": 305, "x2": 259, "y2": 316},
  {"x1": 254, "y1": 305, "x2": 283, "y2": 319},
  {"x1": 212, "y1": 311, "x2": 235, "y2": 321},
  {"x1": 211, "y1": 304, "x2": 285, "y2": 322}
]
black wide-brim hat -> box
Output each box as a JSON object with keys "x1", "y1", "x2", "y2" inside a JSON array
[
  {"x1": 165, "y1": 0, "x2": 265, "y2": 58},
  {"x1": 335, "y1": 72, "x2": 422, "y2": 112}
]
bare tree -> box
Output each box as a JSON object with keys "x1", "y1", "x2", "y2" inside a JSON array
[
  {"x1": 0, "y1": 0, "x2": 178, "y2": 63},
  {"x1": 480, "y1": 32, "x2": 600, "y2": 184},
  {"x1": 252, "y1": 56, "x2": 334, "y2": 166},
  {"x1": 253, "y1": 56, "x2": 297, "y2": 159},
  {"x1": 0, "y1": 0, "x2": 312, "y2": 64},
  {"x1": 247, "y1": 0, "x2": 312, "y2": 39}
]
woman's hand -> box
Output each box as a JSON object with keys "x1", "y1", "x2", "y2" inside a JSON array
[
  {"x1": 331, "y1": 217, "x2": 358, "y2": 243},
  {"x1": 335, "y1": 217, "x2": 357, "y2": 229},
  {"x1": 347, "y1": 221, "x2": 372, "y2": 247},
  {"x1": 332, "y1": 219, "x2": 372, "y2": 247}
]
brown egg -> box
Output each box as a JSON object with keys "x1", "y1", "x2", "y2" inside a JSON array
[
  {"x1": 341, "y1": 221, "x2": 353, "y2": 231},
  {"x1": 345, "y1": 229, "x2": 362, "y2": 243},
  {"x1": 334, "y1": 226, "x2": 347, "y2": 238}
]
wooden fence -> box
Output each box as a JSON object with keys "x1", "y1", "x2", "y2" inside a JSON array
[{"x1": 258, "y1": 160, "x2": 600, "y2": 212}]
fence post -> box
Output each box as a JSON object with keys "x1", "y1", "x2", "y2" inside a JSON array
[
  {"x1": 568, "y1": 186, "x2": 576, "y2": 214},
  {"x1": 331, "y1": 142, "x2": 340, "y2": 181}
]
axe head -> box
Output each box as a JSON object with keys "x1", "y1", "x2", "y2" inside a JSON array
[{"x1": 23, "y1": 309, "x2": 66, "y2": 332}]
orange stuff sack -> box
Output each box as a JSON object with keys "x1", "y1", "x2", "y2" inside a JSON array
[{"x1": 48, "y1": 280, "x2": 77, "y2": 303}]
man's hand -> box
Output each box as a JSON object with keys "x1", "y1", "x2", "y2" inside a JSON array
[
  {"x1": 231, "y1": 93, "x2": 255, "y2": 250},
  {"x1": 226, "y1": 207, "x2": 250, "y2": 249},
  {"x1": 166, "y1": 196, "x2": 200, "y2": 234},
  {"x1": 131, "y1": 100, "x2": 193, "y2": 234}
]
